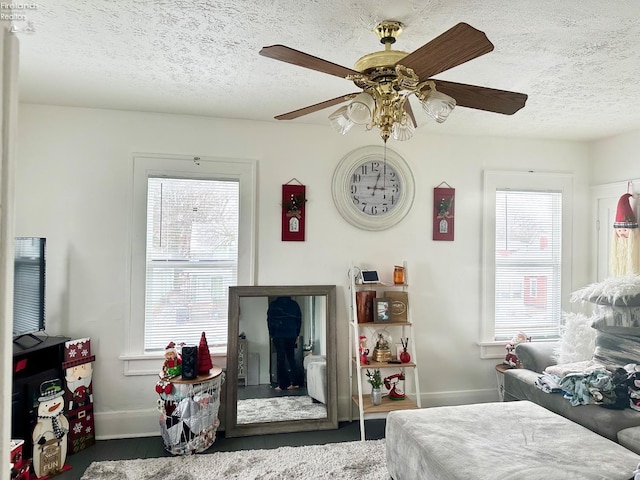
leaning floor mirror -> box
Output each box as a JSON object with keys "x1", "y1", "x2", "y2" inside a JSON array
[{"x1": 225, "y1": 285, "x2": 338, "y2": 437}]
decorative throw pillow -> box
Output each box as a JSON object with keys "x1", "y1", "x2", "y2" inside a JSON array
[
  {"x1": 591, "y1": 304, "x2": 640, "y2": 334},
  {"x1": 592, "y1": 329, "x2": 640, "y2": 368},
  {"x1": 571, "y1": 275, "x2": 640, "y2": 306},
  {"x1": 553, "y1": 312, "x2": 596, "y2": 364}
]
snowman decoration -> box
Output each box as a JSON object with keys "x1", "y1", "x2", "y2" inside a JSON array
[{"x1": 32, "y1": 379, "x2": 69, "y2": 478}]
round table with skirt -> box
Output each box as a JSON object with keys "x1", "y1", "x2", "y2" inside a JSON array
[{"x1": 158, "y1": 366, "x2": 224, "y2": 455}]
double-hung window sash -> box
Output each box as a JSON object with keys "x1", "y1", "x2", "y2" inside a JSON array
[
  {"x1": 494, "y1": 189, "x2": 562, "y2": 341},
  {"x1": 144, "y1": 177, "x2": 239, "y2": 352}
]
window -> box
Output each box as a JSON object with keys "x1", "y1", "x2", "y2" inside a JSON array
[
  {"x1": 144, "y1": 177, "x2": 238, "y2": 351},
  {"x1": 482, "y1": 171, "x2": 572, "y2": 349},
  {"x1": 126, "y1": 154, "x2": 256, "y2": 366}
]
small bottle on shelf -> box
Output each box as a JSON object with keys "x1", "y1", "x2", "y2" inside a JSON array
[{"x1": 393, "y1": 265, "x2": 405, "y2": 285}]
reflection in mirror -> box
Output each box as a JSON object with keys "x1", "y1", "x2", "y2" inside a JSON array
[{"x1": 225, "y1": 285, "x2": 337, "y2": 437}]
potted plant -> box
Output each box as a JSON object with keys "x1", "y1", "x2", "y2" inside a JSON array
[{"x1": 366, "y1": 369, "x2": 383, "y2": 405}]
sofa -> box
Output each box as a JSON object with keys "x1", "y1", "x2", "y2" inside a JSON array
[
  {"x1": 303, "y1": 355, "x2": 326, "y2": 404},
  {"x1": 504, "y1": 341, "x2": 640, "y2": 453}
]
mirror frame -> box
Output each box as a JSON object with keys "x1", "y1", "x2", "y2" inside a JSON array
[{"x1": 225, "y1": 285, "x2": 338, "y2": 437}]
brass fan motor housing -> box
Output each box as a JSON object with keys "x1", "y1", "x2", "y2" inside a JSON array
[
  {"x1": 355, "y1": 20, "x2": 408, "y2": 73},
  {"x1": 354, "y1": 50, "x2": 409, "y2": 74}
]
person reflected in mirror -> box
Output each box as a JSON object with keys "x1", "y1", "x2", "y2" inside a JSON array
[{"x1": 267, "y1": 296, "x2": 302, "y2": 392}]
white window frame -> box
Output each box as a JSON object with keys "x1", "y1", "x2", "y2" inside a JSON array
[
  {"x1": 121, "y1": 153, "x2": 256, "y2": 375},
  {"x1": 479, "y1": 170, "x2": 573, "y2": 359}
]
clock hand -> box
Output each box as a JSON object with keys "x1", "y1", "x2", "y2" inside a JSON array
[{"x1": 369, "y1": 172, "x2": 382, "y2": 196}]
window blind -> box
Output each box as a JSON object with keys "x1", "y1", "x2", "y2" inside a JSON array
[
  {"x1": 494, "y1": 189, "x2": 562, "y2": 341},
  {"x1": 144, "y1": 177, "x2": 239, "y2": 352}
]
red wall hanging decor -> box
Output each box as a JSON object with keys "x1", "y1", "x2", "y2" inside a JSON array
[
  {"x1": 282, "y1": 179, "x2": 306, "y2": 241},
  {"x1": 433, "y1": 182, "x2": 455, "y2": 241}
]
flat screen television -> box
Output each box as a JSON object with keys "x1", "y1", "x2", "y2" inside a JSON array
[{"x1": 13, "y1": 237, "x2": 46, "y2": 344}]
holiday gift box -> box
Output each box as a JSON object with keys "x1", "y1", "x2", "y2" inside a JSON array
[
  {"x1": 9, "y1": 439, "x2": 30, "y2": 480},
  {"x1": 67, "y1": 404, "x2": 95, "y2": 455},
  {"x1": 10, "y1": 439, "x2": 23, "y2": 466}
]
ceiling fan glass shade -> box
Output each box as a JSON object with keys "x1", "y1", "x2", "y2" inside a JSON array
[
  {"x1": 421, "y1": 90, "x2": 456, "y2": 123},
  {"x1": 392, "y1": 113, "x2": 415, "y2": 141},
  {"x1": 328, "y1": 106, "x2": 355, "y2": 135},
  {"x1": 347, "y1": 92, "x2": 375, "y2": 125}
]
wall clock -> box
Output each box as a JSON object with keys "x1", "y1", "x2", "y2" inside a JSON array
[{"x1": 332, "y1": 145, "x2": 415, "y2": 231}]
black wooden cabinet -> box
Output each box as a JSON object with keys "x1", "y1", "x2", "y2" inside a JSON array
[{"x1": 12, "y1": 336, "x2": 70, "y2": 456}]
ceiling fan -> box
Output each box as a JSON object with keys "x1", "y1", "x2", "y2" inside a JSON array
[{"x1": 260, "y1": 21, "x2": 528, "y2": 142}]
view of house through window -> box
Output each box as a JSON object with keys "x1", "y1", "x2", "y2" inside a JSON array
[
  {"x1": 144, "y1": 177, "x2": 239, "y2": 352},
  {"x1": 494, "y1": 189, "x2": 562, "y2": 341}
]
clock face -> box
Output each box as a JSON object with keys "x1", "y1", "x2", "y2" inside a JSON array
[
  {"x1": 332, "y1": 145, "x2": 415, "y2": 231},
  {"x1": 349, "y1": 160, "x2": 402, "y2": 216}
]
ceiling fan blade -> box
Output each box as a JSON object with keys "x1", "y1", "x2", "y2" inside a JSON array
[
  {"x1": 260, "y1": 45, "x2": 360, "y2": 79},
  {"x1": 404, "y1": 99, "x2": 417, "y2": 128},
  {"x1": 275, "y1": 92, "x2": 360, "y2": 120},
  {"x1": 398, "y1": 23, "x2": 494, "y2": 80},
  {"x1": 433, "y1": 80, "x2": 528, "y2": 115}
]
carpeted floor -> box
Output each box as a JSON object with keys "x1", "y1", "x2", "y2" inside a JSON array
[
  {"x1": 80, "y1": 439, "x2": 387, "y2": 479},
  {"x1": 237, "y1": 395, "x2": 327, "y2": 424}
]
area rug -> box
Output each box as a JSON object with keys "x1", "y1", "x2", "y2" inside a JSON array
[
  {"x1": 237, "y1": 395, "x2": 327, "y2": 424},
  {"x1": 80, "y1": 439, "x2": 386, "y2": 480}
]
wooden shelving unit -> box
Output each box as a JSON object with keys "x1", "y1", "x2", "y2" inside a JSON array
[
  {"x1": 351, "y1": 394, "x2": 419, "y2": 414},
  {"x1": 348, "y1": 262, "x2": 421, "y2": 441}
]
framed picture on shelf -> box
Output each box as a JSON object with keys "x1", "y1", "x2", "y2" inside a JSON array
[
  {"x1": 373, "y1": 298, "x2": 391, "y2": 323},
  {"x1": 384, "y1": 291, "x2": 408, "y2": 322}
]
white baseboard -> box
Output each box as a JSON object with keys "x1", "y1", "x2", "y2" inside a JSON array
[
  {"x1": 97, "y1": 388, "x2": 499, "y2": 439},
  {"x1": 420, "y1": 387, "x2": 500, "y2": 407},
  {"x1": 94, "y1": 408, "x2": 161, "y2": 440}
]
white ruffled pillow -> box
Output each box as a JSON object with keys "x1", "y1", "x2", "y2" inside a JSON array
[{"x1": 554, "y1": 312, "x2": 596, "y2": 364}]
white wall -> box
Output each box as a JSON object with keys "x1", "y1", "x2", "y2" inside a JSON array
[
  {"x1": 14, "y1": 104, "x2": 593, "y2": 438},
  {"x1": 591, "y1": 131, "x2": 640, "y2": 182},
  {"x1": 238, "y1": 296, "x2": 270, "y2": 384}
]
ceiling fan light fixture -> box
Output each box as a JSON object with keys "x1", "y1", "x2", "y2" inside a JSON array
[
  {"x1": 262, "y1": 21, "x2": 528, "y2": 143},
  {"x1": 392, "y1": 113, "x2": 415, "y2": 141},
  {"x1": 421, "y1": 89, "x2": 456, "y2": 123},
  {"x1": 347, "y1": 92, "x2": 375, "y2": 125},
  {"x1": 328, "y1": 106, "x2": 355, "y2": 135}
]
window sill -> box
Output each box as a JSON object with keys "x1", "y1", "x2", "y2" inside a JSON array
[{"x1": 119, "y1": 351, "x2": 227, "y2": 376}]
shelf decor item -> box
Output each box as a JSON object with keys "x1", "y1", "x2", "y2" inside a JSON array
[
  {"x1": 393, "y1": 265, "x2": 405, "y2": 285},
  {"x1": 373, "y1": 298, "x2": 392, "y2": 323},
  {"x1": 384, "y1": 291, "x2": 408, "y2": 322},
  {"x1": 282, "y1": 180, "x2": 306, "y2": 241},
  {"x1": 371, "y1": 330, "x2": 392, "y2": 362},
  {"x1": 399, "y1": 337, "x2": 411, "y2": 364},
  {"x1": 384, "y1": 373, "x2": 406, "y2": 400},
  {"x1": 359, "y1": 335, "x2": 370, "y2": 365},
  {"x1": 356, "y1": 290, "x2": 376, "y2": 323},
  {"x1": 366, "y1": 369, "x2": 383, "y2": 406},
  {"x1": 433, "y1": 182, "x2": 455, "y2": 241}
]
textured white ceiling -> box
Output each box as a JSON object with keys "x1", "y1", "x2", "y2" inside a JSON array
[{"x1": 11, "y1": 0, "x2": 640, "y2": 141}]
